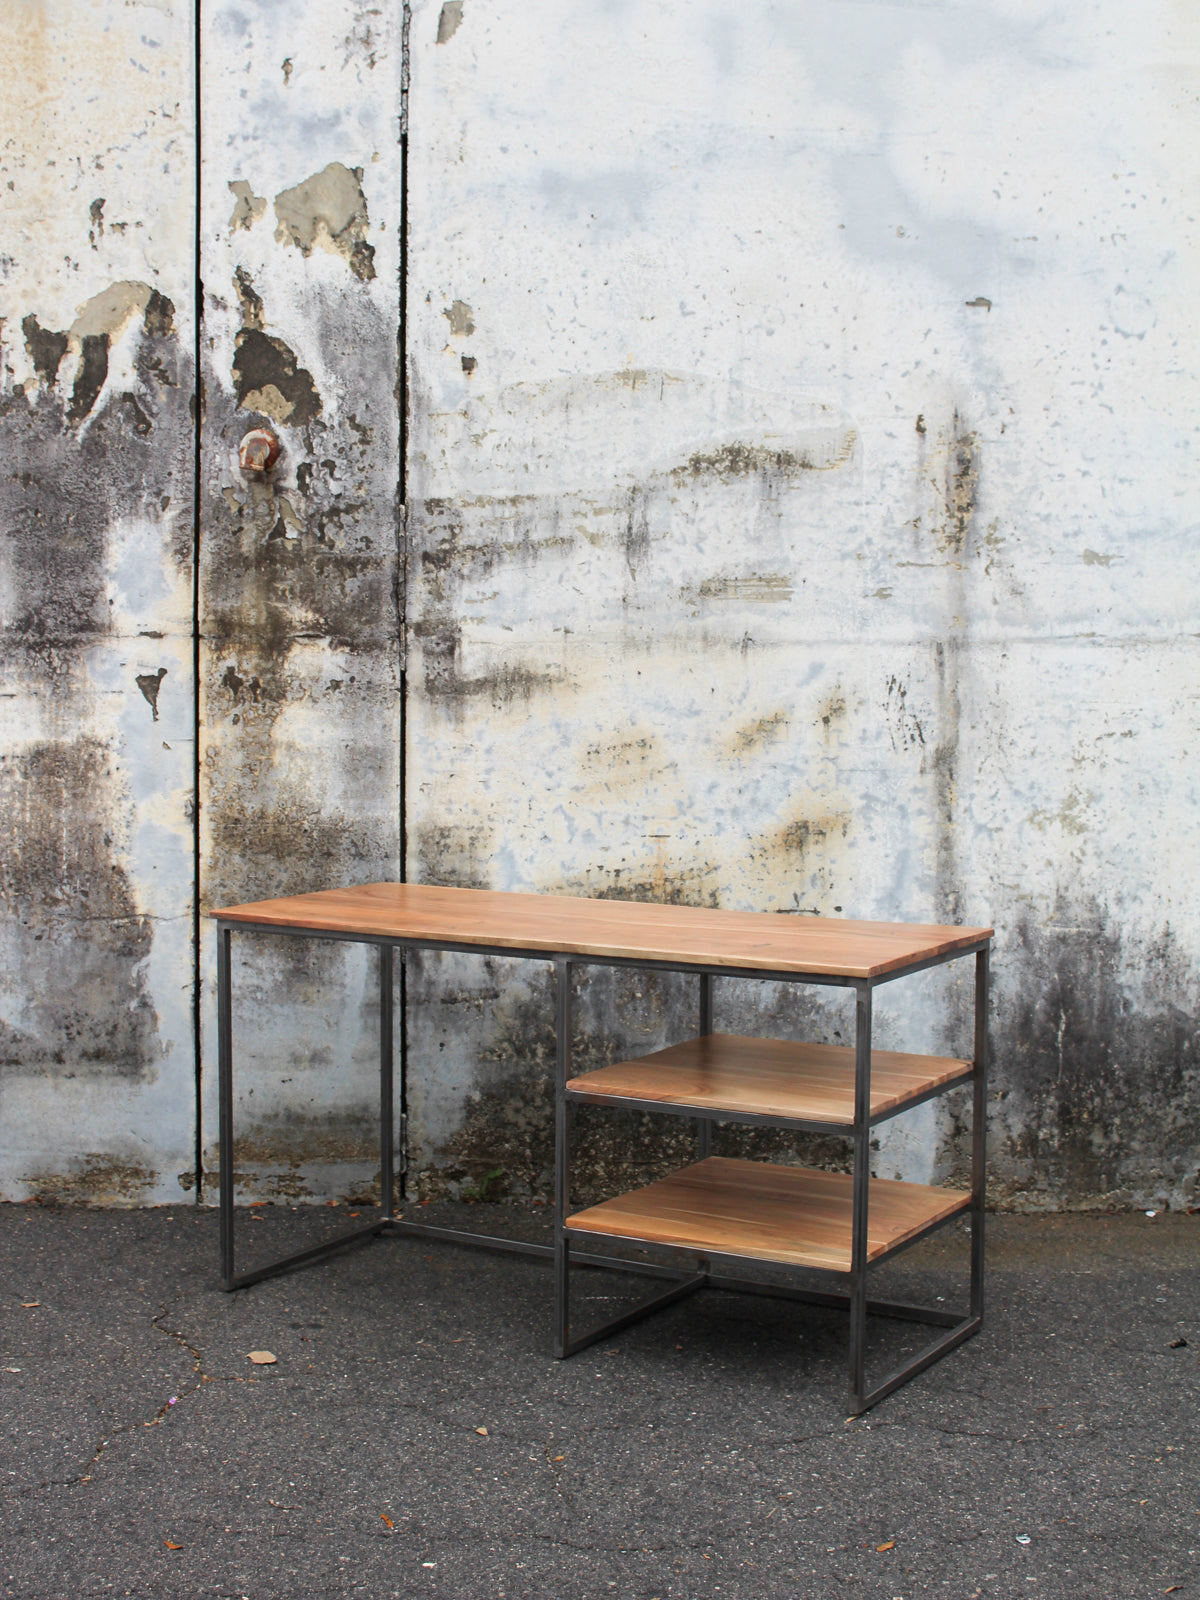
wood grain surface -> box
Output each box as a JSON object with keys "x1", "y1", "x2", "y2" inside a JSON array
[
  {"x1": 566, "y1": 1033, "x2": 973, "y2": 1123},
  {"x1": 565, "y1": 1156, "x2": 970, "y2": 1271},
  {"x1": 211, "y1": 883, "x2": 991, "y2": 978}
]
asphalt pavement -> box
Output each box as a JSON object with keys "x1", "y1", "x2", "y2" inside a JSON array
[{"x1": 1, "y1": 1202, "x2": 1196, "y2": 1600}]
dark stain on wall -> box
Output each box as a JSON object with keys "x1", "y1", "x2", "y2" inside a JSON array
[
  {"x1": 415, "y1": 820, "x2": 495, "y2": 889},
  {"x1": 207, "y1": 790, "x2": 395, "y2": 909},
  {"x1": 673, "y1": 432, "x2": 857, "y2": 482},
  {"x1": 418, "y1": 956, "x2": 865, "y2": 1204},
  {"x1": 931, "y1": 638, "x2": 963, "y2": 927},
  {"x1": 411, "y1": 617, "x2": 563, "y2": 707},
  {"x1": 0, "y1": 739, "x2": 159, "y2": 1080},
  {"x1": 0, "y1": 279, "x2": 190, "y2": 1096},
  {"x1": 979, "y1": 899, "x2": 1200, "y2": 1209},
  {"x1": 135, "y1": 667, "x2": 167, "y2": 720},
  {"x1": 2, "y1": 291, "x2": 190, "y2": 667},
  {"x1": 67, "y1": 335, "x2": 111, "y2": 425},
  {"x1": 21, "y1": 316, "x2": 68, "y2": 385},
  {"x1": 939, "y1": 411, "x2": 979, "y2": 557},
  {"x1": 233, "y1": 326, "x2": 322, "y2": 425}
]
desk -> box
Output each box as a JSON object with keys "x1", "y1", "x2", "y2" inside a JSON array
[{"x1": 213, "y1": 882, "x2": 992, "y2": 1413}]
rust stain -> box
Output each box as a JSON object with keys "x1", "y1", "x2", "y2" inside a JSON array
[
  {"x1": 728, "y1": 710, "x2": 789, "y2": 755},
  {"x1": 683, "y1": 573, "x2": 794, "y2": 605},
  {"x1": 938, "y1": 412, "x2": 979, "y2": 556},
  {"x1": 22, "y1": 1156, "x2": 155, "y2": 1205},
  {"x1": 671, "y1": 432, "x2": 857, "y2": 481}
]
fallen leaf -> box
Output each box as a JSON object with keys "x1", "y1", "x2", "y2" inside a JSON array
[
  {"x1": 380, "y1": 1514, "x2": 394, "y2": 1529},
  {"x1": 164, "y1": 1540, "x2": 183, "y2": 1550},
  {"x1": 475, "y1": 1426, "x2": 488, "y2": 1436},
  {"x1": 247, "y1": 1350, "x2": 277, "y2": 1365},
  {"x1": 876, "y1": 1541, "x2": 895, "y2": 1552}
]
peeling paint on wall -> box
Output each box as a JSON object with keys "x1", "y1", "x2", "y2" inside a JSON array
[{"x1": 274, "y1": 162, "x2": 377, "y2": 282}]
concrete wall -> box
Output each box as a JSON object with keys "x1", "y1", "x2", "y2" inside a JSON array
[
  {"x1": 1, "y1": 0, "x2": 1196, "y2": 1213},
  {"x1": 0, "y1": 0, "x2": 197, "y2": 1202},
  {"x1": 197, "y1": 1, "x2": 404, "y2": 1203},
  {"x1": 404, "y1": 0, "x2": 1199, "y2": 1212}
]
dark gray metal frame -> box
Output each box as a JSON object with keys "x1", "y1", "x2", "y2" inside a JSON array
[{"x1": 216, "y1": 916, "x2": 989, "y2": 1415}]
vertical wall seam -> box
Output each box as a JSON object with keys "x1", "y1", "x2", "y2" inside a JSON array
[
  {"x1": 191, "y1": 0, "x2": 204, "y2": 1203},
  {"x1": 397, "y1": 0, "x2": 411, "y2": 1200}
]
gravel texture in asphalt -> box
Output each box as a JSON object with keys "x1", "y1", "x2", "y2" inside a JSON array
[{"x1": 0, "y1": 1203, "x2": 1196, "y2": 1599}]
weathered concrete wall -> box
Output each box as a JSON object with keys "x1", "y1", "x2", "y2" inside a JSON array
[
  {"x1": 405, "y1": 0, "x2": 1200, "y2": 1211},
  {"x1": 0, "y1": 1, "x2": 197, "y2": 1203},
  {"x1": 2, "y1": 0, "x2": 1195, "y2": 1215},
  {"x1": 197, "y1": 2, "x2": 404, "y2": 1201}
]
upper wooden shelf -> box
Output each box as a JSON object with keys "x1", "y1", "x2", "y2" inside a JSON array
[
  {"x1": 566, "y1": 1033, "x2": 973, "y2": 1126},
  {"x1": 565, "y1": 1155, "x2": 969, "y2": 1273},
  {"x1": 211, "y1": 883, "x2": 992, "y2": 980}
]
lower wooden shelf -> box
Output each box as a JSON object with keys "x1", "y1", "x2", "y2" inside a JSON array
[
  {"x1": 564, "y1": 1155, "x2": 970, "y2": 1274},
  {"x1": 566, "y1": 1032, "x2": 972, "y2": 1127}
]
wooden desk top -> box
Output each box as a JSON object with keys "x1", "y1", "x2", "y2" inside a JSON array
[{"x1": 212, "y1": 883, "x2": 991, "y2": 980}]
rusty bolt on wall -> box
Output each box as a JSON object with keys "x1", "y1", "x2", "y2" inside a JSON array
[{"x1": 238, "y1": 426, "x2": 281, "y2": 475}]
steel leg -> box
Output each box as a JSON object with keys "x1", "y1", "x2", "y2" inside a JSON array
[
  {"x1": 697, "y1": 972, "x2": 713, "y2": 1160},
  {"x1": 553, "y1": 957, "x2": 573, "y2": 1357},
  {"x1": 970, "y1": 945, "x2": 989, "y2": 1318},
  {"x1": 847, "y1": 980, "x2": 872, "y2": 1409},
  {"x1": 218, "y1": 923, "x2": 235, "y2": 1289},
  {"x1": 380, "y1": 943, "x2": 394, "y2": 1222}
]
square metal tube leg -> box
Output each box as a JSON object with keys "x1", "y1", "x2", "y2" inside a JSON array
[
  {"x1": 380, "y1": 943, "x2": 394, "y2": 1222},
  {"x1": 217, "y1": 922, "x2": 235, "y2": 1288},
  {"x1": 970, "y1": 944, "x2": 989, "y2": 1318},
  {"x1": 697, "y1": 971, "x2": 712, "y2": 1160},
  {"x1": 847, "y1": 980, "x2": 873, "y2": 1409},
  {"x1": 553, "y1": 957, "x2": 574, "y2": 1357}
]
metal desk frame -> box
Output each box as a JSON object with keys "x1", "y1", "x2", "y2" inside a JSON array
[{"x1": 216, "y1": 915, "x2": 989, "y2": 1416}]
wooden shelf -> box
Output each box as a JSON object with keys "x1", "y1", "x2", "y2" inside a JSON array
[
  {"x1": 565, "y1": 1155, "x2": 970, "y2": 1273},
  {"x1": 566, "y1": 1032, "x2": 972, "y2": 1127}
]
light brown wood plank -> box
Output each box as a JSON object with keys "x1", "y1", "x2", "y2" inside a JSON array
[
  {"x1": 211, "y1": 883, "x2": 992, "y2": 979},
  {"x1": 566, "y1": 1033, "x2": 972, "y2": 1123},
  {"x1": 565, "y1": 1155, "x2": 969, "y2": 1272}
]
